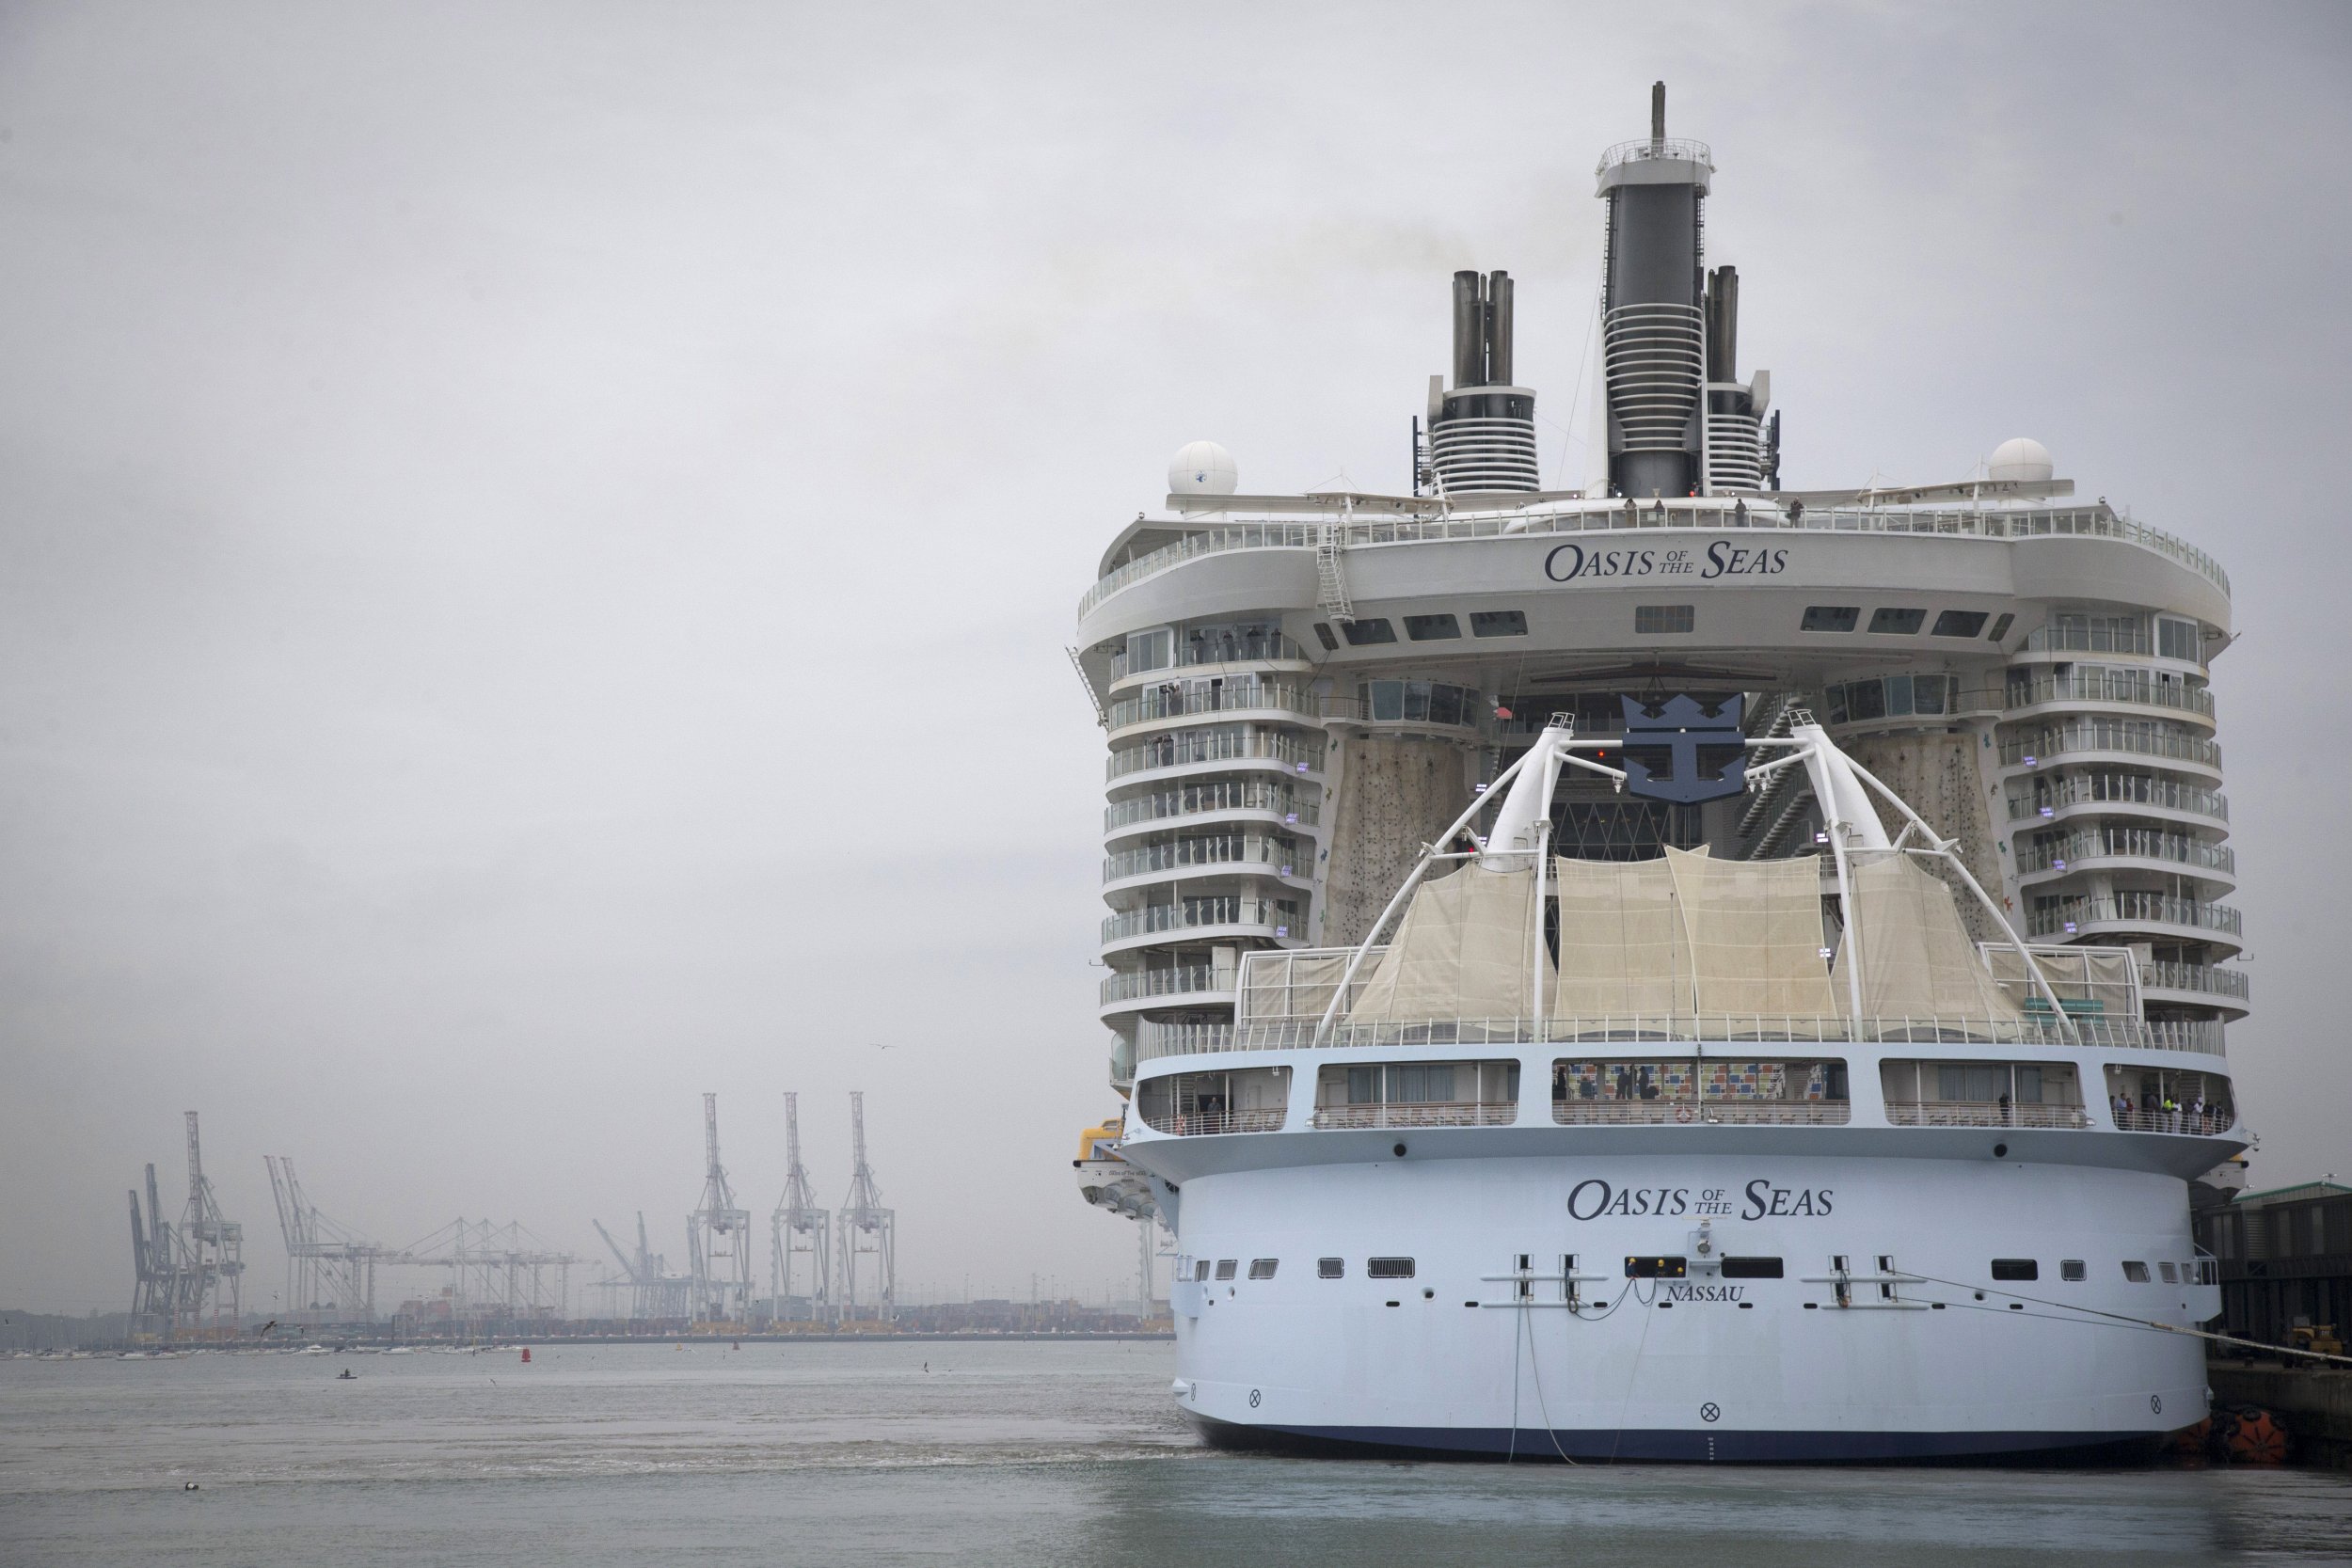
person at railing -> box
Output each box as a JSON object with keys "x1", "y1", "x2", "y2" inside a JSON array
[
  {"x1": 1998, "y1": 1091, "x2": 2013, "y2": 1127},
  {"x1": 2139, "y1": 1087, "x2": 2158, "y2": 1130},
  {"x1": 2189, "y1": 1093, "x2": 2208, "y2": 1134},
  {"x1": 2112, "y1": 1091, "x2": 2133, "y2": 1127}
]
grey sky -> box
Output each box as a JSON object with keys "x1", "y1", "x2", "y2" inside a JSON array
[{"x1": 3, "y1": 2, "x2": 2347, "y2": 1313}]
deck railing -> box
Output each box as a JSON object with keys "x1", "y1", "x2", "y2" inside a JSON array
[
  {"x1": 2026, "y1": 894, "x2": 2243, "y2": 940},
  {"x1": 1883, "y1": 1099, "x2": 2093, "y2": 1130},
  {"x1": 1100, "y1": 965, "x2": 1224, "y2": 1006},
  {"x1": 1229, "y1": 1012, "x2": 2213, "y2": 1053},
  {"x1": 1311, "y1": 1101, "x2": 1518, "y2": 1130},
  {"x1": 1549, "y1": 1098, "x2": 1852, "y2": 1127},
  {"x1": 1136, "y1": 1106, "x2": 1286, "y2": 1137}
]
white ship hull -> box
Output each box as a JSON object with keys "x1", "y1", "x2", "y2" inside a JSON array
[{"x1": 1127, "y1": 1050, "x2": 2233, "y2": 1463}]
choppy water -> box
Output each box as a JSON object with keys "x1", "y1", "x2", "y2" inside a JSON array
[{"x1": 3, "y1": 1341, "x2": 2347, "y2": 1566}]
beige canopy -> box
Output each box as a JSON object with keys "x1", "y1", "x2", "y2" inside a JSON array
[
  {"x1": 1832, "y1": 852, "x2": 2024, "y2": 1023},
  {"x1": 1346, "y1": 864, "x2": 1550, "y2": 1022},
  {"x1": 1550, "y1": 847, "x2": 1837, "y2": 1024}
]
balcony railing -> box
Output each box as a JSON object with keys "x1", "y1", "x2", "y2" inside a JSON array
[
  {"x1": 2114, "y1": 1106, "x2": 2235, "y2": 1135},
  {"x1": 1311, "y1": 1101, "x2": 1517, "y2": 1129},
  {"x1": 1081, "y1": 523, "x2": 1320, "y2": 622},
  {"x1": 1103, "y1": 897, "x2": 1298, "y2": 943},
  {"x1": 2016, "y1": 828, "x2": 2235, "y2": 877},
  {"x1": 1226, "y1": 1012, "x2": 2217, "y2": 1053},
  {"x1": 2000, "y1": 722, "x2": 2220, "y2": 770},
  {"x1": 1079, "y1": 502, "x2": 2230, "y2": 625},
  {"x1": 1136, "y1": 1106, "x2": 1286, "y2": 1136},
  {"x1": 2003, "y1": 672, "x2": 2215, "y2": 719},
  {"x1": 1107, "y1": 726, "x2": 1323, "y2": 781},
  {"x1": 2139, "y1": 961, "x2": 2251, "y2": 1001},
  {"x1": 2024, "y1": 624, "x2": 2157, "y2": 657},
  {"x1": 1100, "y1": 965, "x2": 1226, "y2": 1006},
  {"x1": 1112, "y1": 631, "x2": 1312, "y2": 682},
  {"x1": 1883, "y1": 1100, "x2": 2093, "y2": 1130},
  {"x1": 1106, "y1": 680, "x2": 1324, "y2": 730},
  {"x1": 1104, "y1": 837, "x2": 1299, "y2": 884},
  {"x1": 1549, "y1": 1098, "x2": 1851, "y2": 1127},
  {"x1": 1104, "y1": 780, "x2": 1318, "y2": 832},
  {"x1": 2026, "y1": 894, "x2": 2243, "y2": 940},
  {"x1": 2008, "y1": 772, "x2": 2230, "y2": 824},
  {"x1": 1136, "y1": 1022, "x2": 1236, "y2": 1062}
]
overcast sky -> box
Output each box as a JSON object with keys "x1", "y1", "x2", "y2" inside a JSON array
[{"x1": 3, "y1": 2, "x2": 2347, "y2": 1314}]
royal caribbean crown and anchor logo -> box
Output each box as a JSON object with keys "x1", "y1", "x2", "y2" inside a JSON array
[{"x1": 1618, "y1": 693, "x2": 1747, "y2": 804}]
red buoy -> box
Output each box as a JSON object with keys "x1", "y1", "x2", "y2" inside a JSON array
[{"x1": 520, "y1": 1347, "x2": 532, "y2": 1364}]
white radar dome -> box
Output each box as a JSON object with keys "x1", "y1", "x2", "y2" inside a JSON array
[
  {"x1": 1168, "y1": 440, "x2": 1238, "y2": 497},
  {"x1": 1988, "y1": 436, "x2": 2054, "y2": 483}
]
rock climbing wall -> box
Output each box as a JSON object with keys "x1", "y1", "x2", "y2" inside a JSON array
[
  {"x1": 1844, "y1": 730, "x2": 2005, "y2": 942},
  {"x1": 1320, "y1": 735, "x2": 1476, "y2": 947}
]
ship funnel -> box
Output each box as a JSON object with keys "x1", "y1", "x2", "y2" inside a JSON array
[
  {"x1": 1428, "y1": 269, "x2": 1538, "y2": 494},
  {"x1": 1651, "y1": 79, "x2": 1666, "y2": 147}
]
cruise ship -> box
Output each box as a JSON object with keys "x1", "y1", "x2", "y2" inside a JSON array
[{"x1": 1069, "y1": 86, "x2": 2249, "y2": 1461}]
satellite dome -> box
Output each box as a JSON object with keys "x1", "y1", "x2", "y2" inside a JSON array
[
  {"x1": 1168, "y1": 440, "x2": 1238, "y2": 497},
  {"x1": 1987, "y1": 437, "x2": 2054, "y2": 483}
]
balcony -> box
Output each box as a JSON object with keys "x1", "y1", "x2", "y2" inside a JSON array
[
  {"x1": 1999, "y1": 722, "x2": 2220, "y2": 772},
  {"x1": 2015, "y1": 827, "x2": 2235, "y2": 878},
  {"x1": 2003, "y1": 671, "x2": 2215, "y2": 721},
  {"x1": 1110, "y1": 631, "x2": 1313, "y2": 683},
  {"x1": 1100, "y1": 965, "x2": 1230, "y2": 1007},
  {"x1": 1107, "y1": 725, "x2": 1324, "y2": 782},
  {"x1": 1105, "y1": 680, "x2": 1323, "y2": 732},
  {"x1": 1103, "y1": 895, "x2": 1299, "y2": 946},
  {"x1": 2139, "y1": 961, "x2": 2251, "y2": 1003},
  {"x1": 1104, "y1": 836, "x2": 1303, "y2": 886},
  {"x1": 1104, "y1": 780, "x2": 1319, "y2": 834},
  {"x1": 2026, "y1": 894, "x2": 2244, "y2": 941},
  {"x1": 2007, "y1": 772, "x2": 2229, "y2": 825}
]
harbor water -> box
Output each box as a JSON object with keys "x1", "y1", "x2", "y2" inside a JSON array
[{"x1": 3, "y1": 1340, "x2": 2347, "y2": 1566}]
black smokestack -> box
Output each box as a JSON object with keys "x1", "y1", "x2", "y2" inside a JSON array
[
  {"x1": 1487, "y1": 271, "x2": 1514, "y2": 386},
  {"x1": 1707, "y1": 265, "x2": 1738, "y2": 383},
  {"x1": 1651, "y1": 80, "x2": 1666, "y2": 146},
  {"x1": 1451, "y1": 270, "x2": 1484, "y2": 388}
]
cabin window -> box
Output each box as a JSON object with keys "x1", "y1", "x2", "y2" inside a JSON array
[
  {"x1": 2158, "y1": 1261, "x2": 2179, "y2": 1284},
  {"x1": 1318, "y1": 1258, "x2": 1344, "y2": 1279},
  {"x1": 1367, "y1": 1258, "x2": 1416, "y2": 1280},
  {"x1": 1932, "y1": 610, "x2": 1989, "y2": 638},
  {"x1": 1248, "y1": 1259, "x2": 1278, "y2": 1280},
  {"x1": 2122, "y1": 1260, "x2": 2151, "y2": 1282},
  {"x1": 1194, "y1": 1259, "x2": 1211, "y2": 1282},
  {"x1": 1991, "y1": 1259, "x2": 2038, "y2": 1281},
  {"x1": 1635, "y1": 605, "x2": 1694, "y2": 635},
  {"x1": 1470, "y1": 610, "x2": 1528, "y2": 638},
  {"x1": 1802, "y1": 605, "x2": 1860, "y2": 632},
  {"x1": 1989, "y1": 612, "x2": 2015, "y2": 641},
  {"x1": 1124, "y1": 628, "x2": 1173, "y2": 674},
  {"x1": 1320, "y1": 1060, "x2": 1518, "y2": 1128},
  {"x1": 1868, "y1": 607, "x2": 1926, "y2": 634},
  {"x1": 2061, "y1": 1259, "x2": 2087, "y2": 1282},
  {"x1": 1311, "y1": 622, "x2": 1339, "y2": 651},
  {"x1": 1215, "y1": 1259, "x2": 1237, "y2": 1281},
  {"x1": 1722, "y1": 1257, "x2": 1784, "y2": 1279},
  {"x1": 1404, "y1": 613, "x2": 1460, "y2": 641},
  {"x1": 2158, "y1": 617, "x2": 2201, "y2": 661},
  {"x1": 1341, "y1": 619, "x2": 1396, "y2": 645},
  {"x1": 1626, "y1": 1257, "x2": 1688, "y2": 1279}
]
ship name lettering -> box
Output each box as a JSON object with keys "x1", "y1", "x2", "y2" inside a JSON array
[
  {"x1": 1541, "y1": 542, "x2": 1790, "y2": 583},
  {"x1": 1699, "y1": 542, "x2": 1789, "y2": 579},
  {"x1": 1740, "y1": 1179, "x2": 1834, "y2": 1219}
]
